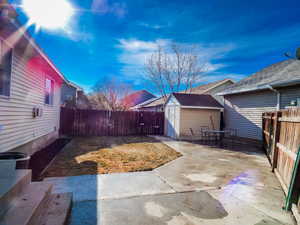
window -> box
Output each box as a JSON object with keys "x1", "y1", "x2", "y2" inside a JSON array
[
  {"x1": 0, "y1": 40, "x2": 12, "y2": 97},
  {"x1": 45, "y1": 78, "x2": 54, "y2": 105}
]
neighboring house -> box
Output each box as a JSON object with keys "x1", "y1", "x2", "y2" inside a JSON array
[
  {"x1": 132, "y1": 96, "x2": 166, "y2": 112},
  {"x1": 187, "y1": 78, "x2": 234, "y2": 104},
  {"x1": 61, "y1": 81, "x2": 90, "y2": 109},
  {"x1": 165, "y1": 93, "x2": 223, "y2": 139},
  {"x1": 122, "y1": 90, "x2": 156, "y2": 109},
  {"x1": 219, "y1": 58, "x2": 300, "y2": 141},
  {"x1": 137, "y1": 78, "x2": 234, "y2": 111},
  {"x1": 0, "y1": 7, "x2": 66, "y2": 154},
  {"x1": 61, "y1": 80, "x2": 83, "y2": 105}
]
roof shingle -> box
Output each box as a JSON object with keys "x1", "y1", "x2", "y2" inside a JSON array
[
  {"x1": 221, "y1": 59, "x2": 300, "y2": 95},
  {"x1": 172, "y1": 93, "x2": 223, "y2": 108}
]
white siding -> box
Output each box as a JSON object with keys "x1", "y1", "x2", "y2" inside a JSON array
[
  {"x1": 224, "y1": 91, "x2": 277, "y2": 140},
  {"x1": 0, "y1": 51, "x2": 61, "y2": 152}
]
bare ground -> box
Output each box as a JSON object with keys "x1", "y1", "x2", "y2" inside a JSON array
[{"x1": 43, "y1": 136, "x2": 182, "y2": 177}]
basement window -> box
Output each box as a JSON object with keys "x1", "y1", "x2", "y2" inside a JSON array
[
  {"x1": 0, "y1": 40, "x2": 12, "y2": 97},
  {"x1": 45, "y1": 78, "x2": 54, "y2": 105}
]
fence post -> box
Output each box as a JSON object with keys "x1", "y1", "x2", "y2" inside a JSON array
[
  {"x1": 262, "y1": 113, "x2": 266, "y2": 150},
  {"x1": 272, "y1": 111, "x2": 281, "y2": 172}
]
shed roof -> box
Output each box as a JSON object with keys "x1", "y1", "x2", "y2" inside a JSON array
[
  {"x1": 219, "y1": 59, "x2": 300, "y2": 95},
  {"x1": 139, "y1": 79, "x2": 232, "y2": 108},
  {"x1": 171, "y1": 93, "x2": 223, "y2": 108}
]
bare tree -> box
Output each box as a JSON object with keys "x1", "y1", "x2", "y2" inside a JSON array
[
  {"x1": 91, "y1": 78, "x2": 132, "y2": 111},
  {"x1": 144, "y1": 43, "x2": 206, "y2": 98}
]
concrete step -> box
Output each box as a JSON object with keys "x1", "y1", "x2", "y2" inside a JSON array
[
  {"x1": 36, "y1": 192, "x2": 73, "y2": 225},
  {"x1": 0, "y1": 169, "x2": 32, "y2": 217},
  {"x1": 0, "y1": 182, "x2": 52, "y2": 225}
]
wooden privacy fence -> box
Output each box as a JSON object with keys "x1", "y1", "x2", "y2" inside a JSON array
[
  {"x1": 262, "y1": 108, "x2": 300, "y2": 210},
  {"x1": 60, "y1": 107, "x2": 165, "y2": 136}
]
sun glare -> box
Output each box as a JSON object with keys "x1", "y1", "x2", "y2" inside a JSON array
[{"x1": 22, "y1": 0, "x2": 74, "y2": 30}]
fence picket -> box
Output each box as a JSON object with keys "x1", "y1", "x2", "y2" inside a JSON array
[{"x1": 60, "y1": 107, "x2": 164, "y2": 136}]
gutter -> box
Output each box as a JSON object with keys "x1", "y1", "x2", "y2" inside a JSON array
[
  {"x1": 270, "y1": 78, "x2": 300, "y2": 88},
  {"x1": 218, "y1": 78, "x2": 300, "y2": 96},
  {"x1": 266, "y1": 85, "x2": 281, "y2": 110},
  {"x1": 217, "y1": 85, "x2": 270, "y2": 96}
]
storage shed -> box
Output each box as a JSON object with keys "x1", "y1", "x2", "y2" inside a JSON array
[{"x1": 164, "y1": 93, "x2": 223, "y2": 139}]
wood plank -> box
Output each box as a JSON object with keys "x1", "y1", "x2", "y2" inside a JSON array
[
  {"x1": 277, "y1": 143, "x2": 297, "y2": 161},
  {"x1": 280, "y1": 117, "x2": 300, "y2": 123},
  {"x1": 274, "y1": 168, "x2": 288, "y2": 195}
]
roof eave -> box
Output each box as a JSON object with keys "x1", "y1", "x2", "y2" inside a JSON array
[
  {"x1": 9, "y1": 20, "x2": 67, "y2": 82},
  {"x1": 270, "y1": 78, "x2": 300, "y2": 88},
  {"x1": 218, "y1": 77, "x2": 300, "y2": 96},
  {"x1": 202, "y1": 79, "x2": 235, "y2": 94},
  {"x1": 217, "y1": 85, "x2": 270, "y2": 96}
]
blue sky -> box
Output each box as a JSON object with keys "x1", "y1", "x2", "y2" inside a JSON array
[{"x1": 11, "y1": 0, "x2": 300, "y2": 95}]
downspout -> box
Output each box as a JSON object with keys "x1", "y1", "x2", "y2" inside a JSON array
[{"x1": 267, "y1": 85, "x2": 281, "y2": 110}]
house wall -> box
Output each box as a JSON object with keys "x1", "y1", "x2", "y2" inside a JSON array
[
  {"x1": 206, "y1": 80, "x2": 234, "y2": 105},
  {"x1": 0, "y1": 48, "x2": 62, "y2": 154},
  {"x1": 224, "y1": 86, "x2": 300, "y2": 141},
  {"x1": 224, "y1": 90, "x2": 277, "y2": 140},
  {"x1": 179, "y1": 108, "x2": 221, "y2": 136},
  {"x1": 279, "y1": 85, "x2": 300, "y2": 108}
]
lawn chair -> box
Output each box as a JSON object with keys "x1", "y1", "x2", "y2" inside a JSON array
[{"x1": 200, "y1": 126, "x2": 209, "y2": 143}]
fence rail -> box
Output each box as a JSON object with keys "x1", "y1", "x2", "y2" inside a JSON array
[
  {"x1": 60, "y1": 107, "x2": 164, "y2": 136},
  {"x1": 262, "y1": 108, "x2": 300, "y2": 210}
]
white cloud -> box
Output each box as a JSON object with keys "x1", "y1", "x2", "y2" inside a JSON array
[
  {"x1": 139, "y1": 22, "x2": 168, "y2": 30},
  {"x1": 116, "y1": 38, "x2": 236, "y2": 83},
  {"x1": 91, "y1": 0, "x2": 127, "y2": 18},
  {"x1": 118, "y1": 39, "x2": 169, "y2": 52}
]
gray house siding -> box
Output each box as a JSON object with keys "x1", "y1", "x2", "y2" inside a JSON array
[
  {"x1": 224, "y1": 90, "x2": 277, "y2": 140},
  {"x1": 279, "y1": 85, "x2": 300, "y2": 108}
]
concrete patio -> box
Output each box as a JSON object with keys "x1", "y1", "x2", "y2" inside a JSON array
[{"x1": 45, "y1": 136, "x2": 296, "y2": 225}]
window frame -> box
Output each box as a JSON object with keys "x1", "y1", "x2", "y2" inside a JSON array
[
  {"x1": 0, "y1": 38, "x2": 13, "y2": 99},
  {"x1": 44, "y1": 76, "x2": 55, "y2": 106}
]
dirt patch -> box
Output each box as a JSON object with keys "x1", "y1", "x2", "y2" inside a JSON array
[{"x1": 43, "y1": 136, "x2": 182, "y2": 177}]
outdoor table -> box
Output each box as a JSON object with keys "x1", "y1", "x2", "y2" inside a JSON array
[{"x1": 202, "y1": 130, "x2": 231, "y2": 143}]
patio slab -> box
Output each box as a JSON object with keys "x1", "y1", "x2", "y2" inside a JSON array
[
  {"x1": 46, "y1": 136, "x2": 295, "y2": 225},
  {"x1": 45, "y1": 171, "x2": 175, "y2": 202},
  {"x1": 153, "y1": 136, "x2": 282, "y2": 192},
  {"x1": 73, "y1": 190, "x2": 290, "y2": 225}
]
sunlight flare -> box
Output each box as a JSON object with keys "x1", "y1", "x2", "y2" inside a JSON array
[{"x1": 22, "y1": 0, "x2": 74, "y2": 30}]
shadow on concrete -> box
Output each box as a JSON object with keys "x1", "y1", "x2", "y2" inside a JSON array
[{"x1": 101, "y1": 191, "x2": 228, "y2": 225}]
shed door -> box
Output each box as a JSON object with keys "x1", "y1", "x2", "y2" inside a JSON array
[{"x1": 167, "y1": 106, "x2": 176, "y2": 138}]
